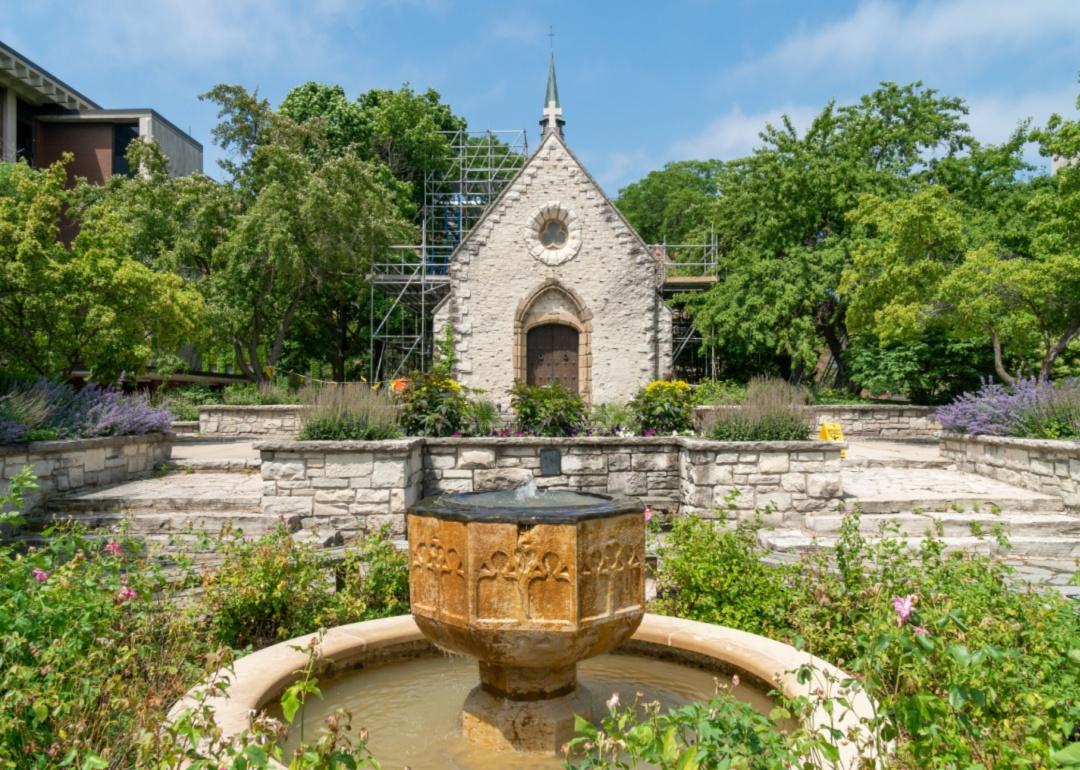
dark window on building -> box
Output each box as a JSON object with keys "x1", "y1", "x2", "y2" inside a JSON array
[
  {"x1": 112, "y1": 123, "x2": 140, "y2": 176},
  {"x1": 15, "y1": 98, "x2": 35, "y2": 165}
]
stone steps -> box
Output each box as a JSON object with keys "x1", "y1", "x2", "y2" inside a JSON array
[
  {"x1": 164, "y1": 458, "x2": 261, "y2": 473},
  {"x1": 806, "y1": 511, "x2": 1080, "y2": 538},
  {"x1": 761, "y1": 530, "x2": 1080, "y2": 559},
  {"x1": 842, "y1": 494, "x2": 1065, "y2": 514}
]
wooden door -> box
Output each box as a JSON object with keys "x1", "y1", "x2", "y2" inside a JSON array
[{"x1": 527, "y1": 324, "x2": 579, "y2": 392}]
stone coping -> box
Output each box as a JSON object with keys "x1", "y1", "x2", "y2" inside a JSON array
[
  {"x1": 412, "y1": 490, "x2": 643, "y2": 524},
  {"x1": 170, "y1": 613, "x2": 879, "y2": 769},
  {"x1": 0, "y1": 431, "x2": 172, "y2": 457},
  {"x1": 941, "y1": 432, "x2": 1080, "y2": 456},
  {"x1": 695, "y1": 403, "x2": 933, "y2": 412},
  {"x1": 198, "y1": 404, "x2": 309, "y2": 413},
  {"x1": 257, "y1": 436, "x2": 842, "y2": 452},
  {"x1": 254, "y1": 438, "x2": 424, "y2": 453}
]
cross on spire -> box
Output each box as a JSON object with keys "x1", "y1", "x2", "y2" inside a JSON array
[{"x1": 539, "y1": 47, "x2": 565, "y2": 138}]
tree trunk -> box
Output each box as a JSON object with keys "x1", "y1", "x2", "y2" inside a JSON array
[
  {"x1": 991, "y1": 329, "x2": 1016, "y2": 386},
  {"x1": 819, "y1": 322, "x2": 850, "y2": 390},
  {"x1": 1040, "y1": 318, "x2": 1080, "y2": 381}
]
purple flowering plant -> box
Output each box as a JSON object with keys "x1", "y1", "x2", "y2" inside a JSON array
[
  {"x1": 0, "y1": 378, "x2": 170, "y2": 444},
  {"x1": 936, "y1": 377, "x2": 1080, "y2": 438}
]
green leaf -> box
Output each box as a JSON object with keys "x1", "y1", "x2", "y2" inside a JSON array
[
  {"x1": 1067, "y1": 649, "x2": 1080, "y2": 666},
  {"x1": 675, "y1": 748, "x2": 700, "y2": 770},
  {"x1": 916, "y1": 632, "x2": 935, "y2": 652},
  {"x1": 244, "y1": 743, "x2": 269, "y2": 766},
  {"x1": 1052, "y1": 742, "x2": 1080, "y2": 766},
  {"x1": 573, "y1": 713, "x2": 597, "y2": 738},
  {"x1": 281, "y1": 686, "x2": 302, "y2": 723},
  {"x1": 661, "y1": 725, "x2": 679, "y2": 763}
]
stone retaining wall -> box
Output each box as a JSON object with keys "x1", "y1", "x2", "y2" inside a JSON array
[
  {"x1": 0, "y1": 434, "x2": 172, "y2": 512},
  {"x1": 423, "y1": 437, "x2": 683, "y2": 509},
  {"x1": 199, "y1": 405, "x2": 309, "y2": 436},
  {"x1": 256, "y1": 437, "x2": 845, "y2": 541},
  {"x1": 258, "y1": 440, "x2": 424, "y2": 542},
  {"x1": 694, "y1": 404, "x2": 941, "y2": 439},
  {"x1": 941, "y1": 434, "x2": 1080, "y2": 511}
]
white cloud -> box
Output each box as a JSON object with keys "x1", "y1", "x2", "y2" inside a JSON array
[
  {"x1": 669, "y1": 105, "x2": 817, "y2": 161},
  {"x1": 592, "y1": 149, "x2": 650, "y2": 194},
  {"x1": 489, "y1": 14, "x2": 549, "y2": 47},
  {"x1": 737, "y1": 0, "x2": 1080, "y2": 78},
  {"x1": 965, "y1": 85, "x2": 1077, "y2": 144},
  {"x1": 70, "y1": 0, "x2": 354, "y2": 66}
]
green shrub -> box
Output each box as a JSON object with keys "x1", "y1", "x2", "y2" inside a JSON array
[
  {"x1": 691, "y1": 378, "x2": 747, "y2": 405},
  {"x1": 509, "y1": 381, "x2": 586, "y2": 436},
  {"x1": 335, "y1": 525, "x2": 410, "y2": 620},
  {"x1": 707, "y1": 376, "x2": 811, "y2": 441},
  {"x1": 653, "y1": 506, "x2": 793, "y2": 636},
  {"x1": 297, "y1": 383, "x2": 400, "y2": 441},
  {"x1": 650, "y1": 506, "x2": 1080, "y2": 767},
  {"x1": 588, "y1": 402, "x2": 636, "y2": 435},
  {"x1": 468, "y1": 398, "x2": 501, "y2": 436},
  {"x1": 398, "y1": 370, "x2": 472, "y2": 436},
  {"x1": 156, "y1": 384, "x2": 223, "y2": 421},
  {"x1": 0, "y1": 521, "x2": 215, "y2": 768},
  {"x1": 201, "y1": 525, "x2": 344, "y2": 649},
  {"x1": 630, "y1": 379, "x2": 694, "y2": 434},
  {"x1": 223, "y1": 381, "x2": 298, "y2": 405}
]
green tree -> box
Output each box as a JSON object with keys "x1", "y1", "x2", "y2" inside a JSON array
[
  {"x1": 0, "y1": 158, "x2": 202, "y2": 380},
  {"x1": 684, "y1": 82, "x2": 974, "y2": 387},
  {"x1": 615, "y1": 159, "x2": 723, "y2": 244},
  {"x1": 842, "y1": 80, "x2": 1080, "y2": 385},
  {"x1": 198, "y1": 85, "x2": 414, "y2": 383}
]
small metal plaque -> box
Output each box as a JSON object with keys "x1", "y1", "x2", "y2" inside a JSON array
[{"x1": 539, "y1": 447, "x2": 562, "y2": 476}]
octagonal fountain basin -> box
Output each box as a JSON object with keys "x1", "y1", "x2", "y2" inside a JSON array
[{"x1": 171, "y1": 614, "x2": 880, "y2": 770}]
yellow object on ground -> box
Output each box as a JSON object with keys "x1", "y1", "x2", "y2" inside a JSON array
[{"x1": 818, "y1": 422, "x2": 847, "y2": 457}]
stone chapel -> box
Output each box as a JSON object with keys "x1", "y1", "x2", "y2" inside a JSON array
[{"x1": 434, "y1": 55, "x2": 672, "y2": 409}]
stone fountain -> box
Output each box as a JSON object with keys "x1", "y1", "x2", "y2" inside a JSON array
[{"x1": 407, "y1": 485, "x2": 645, "y2": 754}]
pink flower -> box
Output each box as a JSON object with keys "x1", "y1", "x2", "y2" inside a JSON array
[
  {"x1": 103, "y1": 540, "x2": 122, "y2": 556},
  {"x1": 913, "y1": 626, "x2": 929, "y2": 636},
  {"x1": 644, "y1": 506, "x2": 654, "y2": 523},
  {"x1": 32, "y1": 567, "x2": 50, "y2": 583},
  {"x1": 892, "y1": 594, "x2": 916, "y2": 625},
  {"x1": 115, "y1": 586, "x2": 136, "y2": 604}
]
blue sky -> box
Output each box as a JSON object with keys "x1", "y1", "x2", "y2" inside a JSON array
[{"x1": 4, "y1": 0, "x2": 1079, "y2": 194}]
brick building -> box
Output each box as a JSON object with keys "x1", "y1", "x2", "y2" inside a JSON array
[{"x1": 0, "y1": 40, "x2": 201, "y2": 182}]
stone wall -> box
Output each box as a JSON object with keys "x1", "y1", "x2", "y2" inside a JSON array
[
  {"x1": 423, "y1": 437, "x2": 682, "y2": 510},
  {"x1": 694, "y1": 404, "x2": 941, "y2": 439},
  {"x1": 679, "y1": 439, "x2": 843, "y2": 520},
  {"x1": 199, "y1": 405, "x2": 309, "y2": 437},
  {"x1": 256, "y1": 437, "x2": 846, "y2": 541},
  {"x1": 941, "y1": 434, "x2": 1080, "y2": 511},
  {"x1": 0, "y1": 434, "x2": 172, "y2": 512},
  {"x1": 257, "y1": 439, "x2": 424, "y2": 543}
]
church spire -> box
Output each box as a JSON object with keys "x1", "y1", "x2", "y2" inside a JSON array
[{"x1": 539, "y1": 50, "x2": 565, "y2": 138}]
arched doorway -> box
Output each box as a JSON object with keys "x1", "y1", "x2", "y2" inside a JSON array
[{"x1": 527, "y1": 324, "x2": 579, "y2": 392}]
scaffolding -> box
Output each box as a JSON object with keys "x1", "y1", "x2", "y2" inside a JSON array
[
  {"x1": 370, "y1": 131, "x2": 724, "y2": 383},
  {"x1": 370, "y1": 128, "x2": 529, "y2": 382}
]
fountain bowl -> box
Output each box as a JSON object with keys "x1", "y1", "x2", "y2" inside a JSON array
[
  {"x1": 168, "y1": 614, "x2": 882, "y2": 768},
  {"x1": 407, "y1": 488, "x2": 645, "y2": 750}
]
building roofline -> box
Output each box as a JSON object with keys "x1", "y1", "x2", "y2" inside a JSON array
[
  {"x1": 0, "y1": 39, "x2": 101, "y2": 109},
  {"x1": 444, "y1": 130, "x2": 650, "y2": 266},
  {"x1": 35, "y1": 108, "x2": 203, "y2": 151}
]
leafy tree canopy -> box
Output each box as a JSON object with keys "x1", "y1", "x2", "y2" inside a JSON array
[{"x1": 0, "y1": 158, "x2": 202, "y2": 381}]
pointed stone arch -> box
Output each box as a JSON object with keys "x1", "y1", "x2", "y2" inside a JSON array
[{"x1": 514, "y1": 279, "x2": 593, "y2": 404}]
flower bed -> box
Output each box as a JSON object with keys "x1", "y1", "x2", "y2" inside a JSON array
[{"x1": 940, "y1": 433, "x2": 1080, "y2": 510}]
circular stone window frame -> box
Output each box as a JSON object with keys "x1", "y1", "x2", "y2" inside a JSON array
[{"x1": 524, "y1": 202, "x2": 582, "y2": 267}]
